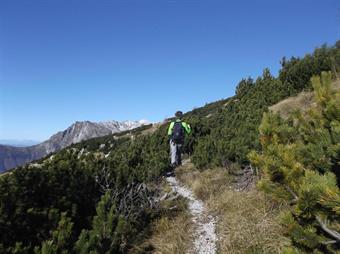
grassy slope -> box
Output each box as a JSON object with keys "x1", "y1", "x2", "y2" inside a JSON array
[
  {"x1": 143, "y1": 79, "x2": 340, "y2": 253},
  {"x1": 176, "y1": 161, "x2": 290, "y2": 254},
  {"x1": 134, "y1": 161, "x2": 291, "y2": 253},
  {"x1": 130, "y1": 181, "x2": 194, "y2": 254},
  {"x1": 158, "y1": 81, "x2": 340, "y2": 253},
  {"x1": 269, "y1": 79, "x2": 340, "y2": 118}
]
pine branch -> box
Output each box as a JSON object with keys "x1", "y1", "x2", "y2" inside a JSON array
[
  {"x1": 285, "y1": 185, "x2": 298, "y2": 204},
  {"x1": 322, "y1": 240, "x2": 337, "y2": 245},
  {"x1": 316, "y1": 216, "x2": 340, "y2": 242}
]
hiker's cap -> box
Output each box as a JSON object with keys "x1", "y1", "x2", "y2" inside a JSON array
[{"x1": 175, "y1": 111, "x2": 183, "y2": 118}]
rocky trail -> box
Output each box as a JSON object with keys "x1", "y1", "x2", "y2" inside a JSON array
[{"x1": 166, "y1": 176, "x2": 217, "y2": 254}]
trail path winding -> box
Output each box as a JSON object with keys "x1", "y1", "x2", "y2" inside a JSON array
[{"x1": 166, "y1": 176, "x2": 217, "y2": 254}]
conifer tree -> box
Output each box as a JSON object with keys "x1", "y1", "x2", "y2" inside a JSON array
[
  {"x1": 34, "y1": 213, "x2": 73, "y2": 254},
  {"x1": 249, "y1": 72, "x2": 340, "y2": 253},
  {"x1": 75, "y1": 192, "x2": 128, "y2": 254}
]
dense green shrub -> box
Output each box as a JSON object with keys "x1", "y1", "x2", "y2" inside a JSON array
[
  {"x1": 0, "y1": 41, "x2": 339, "y2": 253},
  {"x1": 249, "y1": 72, "x2": 340, "y2": 253},
  {"x1": 191, "y1": 42, "x2": 340, "y2": 168},
  {"x1": 0, "y1": 124, "x2": 169, "y2": 253}
]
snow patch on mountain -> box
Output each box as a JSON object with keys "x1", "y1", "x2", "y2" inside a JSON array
[{"x1": 0, "y1": 119, "x2": 150, "y2": 172}]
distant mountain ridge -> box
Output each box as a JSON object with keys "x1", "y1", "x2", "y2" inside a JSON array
[
  {"x1": 0, "y1": 139, "x2": 40, "y2": 147},
  {"x1": 0, "y1": 119, "x2": 149, "y2": 172}
]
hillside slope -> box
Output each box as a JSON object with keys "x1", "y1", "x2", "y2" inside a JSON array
[
  {"x1": 0, "y1": 120, "x2": 148, "y2": 172},
  {"x1": 189, "y1": 43, "x2": 339, "y2": 168},
  {"x1": 249, "y1": 73, "x2": 340, "y2": 253},
  {"x1": 269, "y1": 79, "x2": 340, "y2": 118},
  {"x1": 0, "y1": 42, "x2": 339, "y2": 253},
  {"x1": 144, "y1": 77, "x2": 340, "y2": 253}
]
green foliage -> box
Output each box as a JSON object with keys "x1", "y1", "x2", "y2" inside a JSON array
[
  {"x1": 0, "y1": 41, "x2": 339, "y2": 253},
  {"x1": 34, "y1": 213, "x2": 73, "y2": 254},
  {"x1": 250, "y1": 72, "x2": 340, "y2": 253},
  {"x1": 191, "y1": 42, "x2": 340, "y2": 169},
  {"x1": 279, "y1": 44, "x2": 340, "y2": 92},
  {"x1": 0, "y1": 156, "x2": 99, "y2": 253},
  {"x1": 0, "y1": 120, "x2": 168, "y2": 253},
  {"x1": 74, "y1": 192, "x2": 128, "y2": 254}
]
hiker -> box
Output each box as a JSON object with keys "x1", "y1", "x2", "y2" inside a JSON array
[{"x1": 167, "y1": 111, "x2": 191, "y2": 169}]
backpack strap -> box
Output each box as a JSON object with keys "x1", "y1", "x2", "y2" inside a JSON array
[
  {"x1": 167, "y1": 121, "x2": 175, "y2": 136},
  {"x1": 181, "y1": 122, "x2": 191, "y2": 134}
]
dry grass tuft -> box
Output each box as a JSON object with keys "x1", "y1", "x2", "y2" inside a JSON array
[
  {"x1": 334, "y1": 78, "x2": 340, "y2": 90},
  {"x1": 269, "y1": 91, "x2": 315, "y2": 118},
  {"x1": 177, "y1": 161, "x2": 291, "y2": 254},
  {"x1": 146, "y1": 185, "x2": 193, "y2": 254},
  {"x1": 270, "y1": 79, "x2": 340, "y2": 118},
  {"x1": 176, "y1": 162, "x2": 230, "y2": 201},
  {"x1": 212, "y1": 189, "x2": 290, "y2": 254},
  {"x1": 130, "y1": 180, "x2": 193, "y2": 254},
  {"x1": 146, "y1": 211, "x2": 193, "y2": 254}
]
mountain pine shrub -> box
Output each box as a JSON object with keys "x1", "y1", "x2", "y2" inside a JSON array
[
  {"x1": 34, "y1": 213, "x2": 74, "y2": 254},
  {"x1": 192, "y1": 42, "x2": 340, "y2": 169},
  {"x1": 74, "y1": 192, "x2": 128, "y2": 254},
  {"x1": 249, "y1": 72, "x2": 340, "y2": 253}
]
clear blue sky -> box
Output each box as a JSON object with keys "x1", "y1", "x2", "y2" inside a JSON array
[{"x1": 0, "y1": 0, "x2": 339, "y2": 141}]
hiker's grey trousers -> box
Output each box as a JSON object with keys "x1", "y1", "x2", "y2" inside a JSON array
[{"x1": 170, "y1": 140, "x2": 183, "y2": 165}]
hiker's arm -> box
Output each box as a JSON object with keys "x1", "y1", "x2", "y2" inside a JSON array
[
  {"x1": 167, "y1": 122, "x2": 175, "y2": 136},
  {"x1": 182, "y1": 122, "x2": 191, "y2": 135}
]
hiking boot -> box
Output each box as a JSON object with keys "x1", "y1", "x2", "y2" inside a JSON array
[
  {"x1": 164, "y1": 168, "x2": 175, "y2": 177},
  {"x1": 165, "y1": 171, "x2": 175, "y2": 177},
  {"x1": 165, "y1": 164, "x2": 176, "y2": 177},
  {"x1": 171, "y1": 163, "x2": 177, "y2": 168}
]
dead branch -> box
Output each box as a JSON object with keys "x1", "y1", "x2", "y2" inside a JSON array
[
  {"x1": 95, "y1": 167, "x2": 162, "y2": 220},
  {"x1": 234, "y1": 164, "x2": 257, "y2": 191},
  {"x1": 285, "y1": 185, "x2": 298, "y2": 204},
  {"x1": 316, "y1": 216, "x2": 340, "y2": 242}
]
